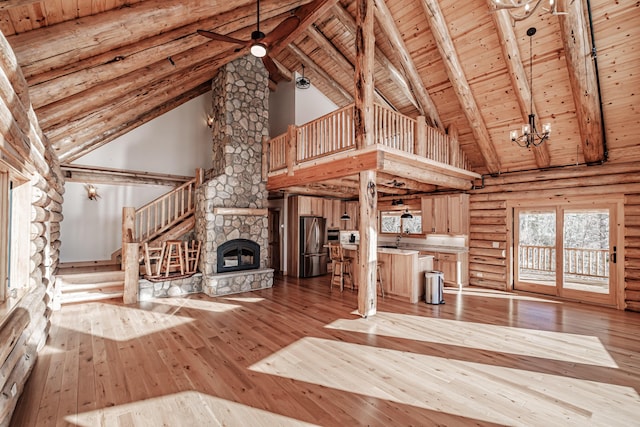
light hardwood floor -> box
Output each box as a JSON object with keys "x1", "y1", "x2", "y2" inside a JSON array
[{"x1": 11, "y1": 276, "x2": 640, "y2": 426}]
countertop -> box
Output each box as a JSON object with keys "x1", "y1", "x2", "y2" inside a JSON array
[{"x1": 340, "y1": 243, "x2": 467, "y2": 254}]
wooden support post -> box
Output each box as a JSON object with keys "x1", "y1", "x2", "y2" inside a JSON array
[
  {"x1": 447, "y1": 123, "x2": 459, "y2": 168},
  {"x1": 261, "y1": 135, "x2": 269, "y2": 181},
  {"x1": 123, "y1": 242, "x2": 139, "y2": 304},
  {"x1": 415, "y1": 115, "x2": 427, "y2": 158},
  {"x1": 286, "y1": 124, "x2": 297, "y2": 176},
  {"x1": 121, "y1": 207, "x2": 135, "y2": 270},
  {"x1": 355, "y1": 0, "x2": 377, "y2": 317}
]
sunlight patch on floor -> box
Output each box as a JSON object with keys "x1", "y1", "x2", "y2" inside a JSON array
[
  {"x1": 326, "y1": 311, "x2": 618, "y2": 368},
  {"x1": 150, "y1": 297, "x2": 243, "y2": 313},
  {"x1": 250, "y1": 337, "x2": 639, "y2": 426},
  {"x1": 443, "y1": 287, "x2": 561, "y2": 303},
  {"x1": 54, "y1": 302, "x2": 195, "y2": 342},
  {"x1": 67, "y1": 391, "x2": 318, "y2": 427}
]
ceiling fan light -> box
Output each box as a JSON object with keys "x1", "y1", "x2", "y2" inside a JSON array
[{"x1": 250, "y1": 42, "x2": 267, "y2": 58}]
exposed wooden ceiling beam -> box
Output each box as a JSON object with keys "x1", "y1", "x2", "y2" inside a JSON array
[
  {"x1": 419, "y1": 0, "x2": 501, "y2": 175},
  {"x1": 377, "y1": 172, "x2": 436, "y2": 193},
  {"x1": 268, "y1": 0, "x2": 339, "y2": 58},
  {"x1": 61, "y1": 164, "x2": 192, "y2": 187},
  {"x1": 304, "y1": 25, "x2": 393, "y2": 109},
  {"x1": 331, "y1": 3, "x2": 420, "y2": 113},
  {"x1": 270, "y1": 57, "x2": 294, "y2": 82},
  {"x1": 490, "y1": 5, "x2": 551, "y2": 168},
  {"x1": 373, "y1": 0, "x2": 443, "y2": 131},
  {"x1": 558, "y1": 0, "x2": 605, "y2": 164},
  {"x1": 19, "y1": 1, "x2": 301, "y2": 110},
  {"x1": 287, "y1": 43, "x2": 354, "y2": 104}
]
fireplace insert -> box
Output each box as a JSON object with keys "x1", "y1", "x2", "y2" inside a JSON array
[{"x1": 217, "y1": 239, "x2": 260, "y2": 273}]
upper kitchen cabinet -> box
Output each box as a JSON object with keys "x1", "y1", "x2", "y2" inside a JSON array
[
  {"x1": 341, "y1": 201, "x2": 359, "y2": 231},
  {"x1": 421, "y1": 194, "x2": 469, "y2": 235},
  {"x1": 324, "y1": 199, "x2": 342, "y2": 229},
  {"x1": 297, "y1": 196, "x2": 324, "y2": 216}
]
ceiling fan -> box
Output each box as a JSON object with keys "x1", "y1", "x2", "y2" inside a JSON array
[{"x1": 197, "y1": 0, "x2": 301, "y2": 78}]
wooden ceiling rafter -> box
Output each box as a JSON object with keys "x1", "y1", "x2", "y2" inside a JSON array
[
  {"x1": 489, "y1": 5, "x2": 551, "y2": 168},
  {"x1": 304, "y1": 24, "x2": 394, "y2": 109},
  {"x1": 558, "y1": 0, "x2": 605, "y2": 164},
  {"x1": 419, "y1": 0, "x2": 501, "y2": 175},
  {"x1": 329, "y1": 3, "x2": 420, "y2": 112},
  {"x1": 372, "y1": 0, "x2": 443, "y2": 131},
  {"x1": 287, "y1": 43, "x2": 354, "y2": 104}
]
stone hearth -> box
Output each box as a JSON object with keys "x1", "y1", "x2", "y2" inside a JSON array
[{"x1": 195, "y1": 55, "x2": 273, "y2": 296}]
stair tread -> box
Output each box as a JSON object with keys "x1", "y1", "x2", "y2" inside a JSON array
[
  {"x1": 57, "y1": 270, "x2": 125, "y2": 284},
  {"x1": 62, "y1": 291, "x2": 124, "y2": 304},
  {"x1": 60, "y1": 281, "x2": 124, "y2": 292}
]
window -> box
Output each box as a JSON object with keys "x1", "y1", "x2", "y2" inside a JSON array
[
  {"x1": 379, "y1": 211, "x2": 422, "y2": 235},
  {"x1": 0, "y1": 162, "x2": 30, "y2": 305}
]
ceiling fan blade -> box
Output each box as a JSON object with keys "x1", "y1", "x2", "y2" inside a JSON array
[
  {"x1": 197, "y1": 29, "x2": 247, "y2": 46},
  {"x1": 262, "y1": 15, "x2": 300, "y2": 45},
  {"x1": 262, "y1": 55, "x2": 286, "y2": 82}
]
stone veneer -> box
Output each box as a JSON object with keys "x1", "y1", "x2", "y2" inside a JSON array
[{"x1": 195, "y1": 55, "x2": 273, "y2": 296}]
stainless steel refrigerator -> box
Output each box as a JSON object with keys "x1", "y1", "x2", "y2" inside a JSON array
[{"x1": 300, "y1": 216, "x2": 328, "y2": 277}]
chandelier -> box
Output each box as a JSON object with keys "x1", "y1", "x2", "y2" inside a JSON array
[
  {"x1": 510, "y1": 27, "x2": 551, "y2": 148},
  {"x1": 491, "y1": 0, "x2": 562, "y2": 22}
]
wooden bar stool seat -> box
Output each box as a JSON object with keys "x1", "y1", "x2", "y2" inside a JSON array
[{"x1": 163, "y1": 240, "x2": 184, "y2": 277}]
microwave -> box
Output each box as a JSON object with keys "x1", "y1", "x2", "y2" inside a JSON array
[{"x1": 327, "y1": 228, "x2": 340, "y2": 241}]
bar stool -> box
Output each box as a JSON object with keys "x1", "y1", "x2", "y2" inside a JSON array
[
  {"x1": 377, "y1": 261, "x2": 385, "y2": 298},
  {"x1": 163, "y1": 240, "x2": 184, "y2": 277},
  {"x1": 329, "y1": 244, "x2": 353, "y2": 291},
  {"x1": 143, "y1": 242, "x2": 166, "y2": 277}
]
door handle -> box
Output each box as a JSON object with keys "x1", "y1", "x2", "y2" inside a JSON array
[{"x1": 612, "y1": 246, "x2": 617, "y2": 264}]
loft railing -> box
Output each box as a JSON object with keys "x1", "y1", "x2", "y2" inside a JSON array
[
  {"x1": 266, "y1": 102, "x2": 470, "y2": 174},
  {"x1": 518, "y1": 245, "x2": 610, "y2": 279}
]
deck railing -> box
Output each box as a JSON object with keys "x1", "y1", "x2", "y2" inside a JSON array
[
  {"x1": 518, "y1": 245, "x2": 610, "y2": 279},
  {"x1": 267, "y1": 102, "x2": 469, "y2": 174}
]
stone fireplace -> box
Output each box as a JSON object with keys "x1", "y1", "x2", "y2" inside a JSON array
[{"x1": 195, "y1": 55, "x2": 273, "y2": 296}]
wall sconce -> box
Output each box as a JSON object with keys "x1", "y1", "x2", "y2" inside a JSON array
[
  {"x1": 85, "y1": 184, "x2": 100, "y2": 200},
  {"x1": 206, "y1": 114, "x2": 214, "y2": 128}
]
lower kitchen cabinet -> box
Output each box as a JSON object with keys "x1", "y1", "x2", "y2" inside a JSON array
[{"x1": 420, "y1": 250, "x2": 469, "y2": 287}]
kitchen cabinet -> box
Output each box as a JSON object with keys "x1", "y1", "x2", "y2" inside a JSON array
[
  {"x1": 298, "y1": 196, "x2": 324, "y2": 216},
  {"x1": 420, "y1": 250, "x2": 469, "y2": 287},
  {"x1": 324, "y1": 199, "x2": 342, "y2": 229},
  {"x1": 421, "y1": 194, "x2": 469, "y2": 235}
]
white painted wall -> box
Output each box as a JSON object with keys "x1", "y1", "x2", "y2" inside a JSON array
[
  {"x1": 60, "y1": 92, "x2": 213, "y2": 262},
  {"x1": 294, "y1": 72, "x2": 338, "y2": 126},
  {"x1": 268, "y1": 80, "x2": 295, "y2": 137}
]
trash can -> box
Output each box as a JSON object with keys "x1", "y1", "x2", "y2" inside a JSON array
[{"x1": 425, "y1": 271, "x2": 444, "y2": 304}]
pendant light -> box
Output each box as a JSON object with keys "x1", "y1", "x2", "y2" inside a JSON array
[
  {"x1": 340, "y1": 200, "x2": 351, "y2": 221},
  {"x1": 401, "y1": 209, "x2": 413, "y2": 219},
  {"x1": 509, "y1": 27, "x2": 551, "y2": 148}
]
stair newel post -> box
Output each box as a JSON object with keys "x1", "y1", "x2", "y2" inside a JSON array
[
  {"x1": 195, "y1": 168, "x2": 204, "y2": 187},
  {"x1": 121, "y1": 207, "x2": 136, "y2": 270},
  {"x1": 123, "y1": 242, "x2": 139, "y2": 304},
  {"x1": 415, "y1": 115, "x2": 427, "y2": 158}
]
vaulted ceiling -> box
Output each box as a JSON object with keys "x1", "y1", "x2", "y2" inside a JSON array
[{"x1": 2, "y1": 0, "x2": 638, "y2": 176}]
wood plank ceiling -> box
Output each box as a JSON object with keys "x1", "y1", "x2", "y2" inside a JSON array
[{"x1": 1, "y1": 0, "x2": 638, "y2": 177}]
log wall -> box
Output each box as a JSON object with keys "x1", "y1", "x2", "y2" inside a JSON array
[
  {"x1": 469, "y1": 162, "x2": 640, "y2": 312},
  {"x1": 0, "y1": 30, "x2": 64, "y2": 425}
]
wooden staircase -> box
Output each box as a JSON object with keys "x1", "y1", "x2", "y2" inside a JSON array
[
  {"x1": 55, "y1": 174, "x2": 200, "y2": 307},
  {"x1": 55, "y1": 270, "x2": 125, "y2": 305}
]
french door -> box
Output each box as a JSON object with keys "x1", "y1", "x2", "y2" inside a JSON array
[{"x1": 514, "y1": 201, "x2": 619, "y2": 306}]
